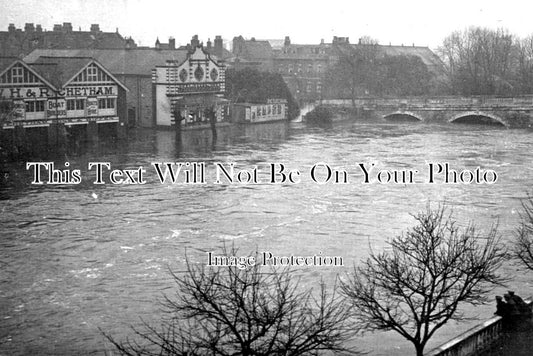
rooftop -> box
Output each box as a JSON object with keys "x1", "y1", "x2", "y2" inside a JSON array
[{"x1": 24, "y1": 48, "x2": 190, "y2": 76}]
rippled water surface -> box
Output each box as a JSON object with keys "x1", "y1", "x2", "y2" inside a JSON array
[{"x1": 1, "y1": 120, "x2": 533, "y2": 355}]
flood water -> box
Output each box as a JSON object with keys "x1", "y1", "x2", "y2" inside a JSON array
[{"x1": 1, "y1": 119, "x2": 533, "y2": 355}]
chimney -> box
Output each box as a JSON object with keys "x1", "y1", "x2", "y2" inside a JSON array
[
  {"x1": 206, "y1": 38, "x2": 212, "y2": 50},
  {"x1": 53, "y1": 24, "x2": 62, "y2": 32},
  {"x1": 24, "y1": 23, "x2": 35, "y2": 32},
  {"x1": 63, "y1": 22, "x2": 72, "y2": 32},
  {"x1": 36, "y1": 24, "x2": 42, "y2": 33},
  {"x1": 214, "y1": 35, "x2": 223, "y2": 57},
  {"x1": 232, "y1": 35, "x2": 244, "y2": 55},
  {"x1": 8, "y1": 23, "x2": 15, "y2": 32},
  {"x1": 125, "y1": 37, "x2": 134, "y2": 49},
  {"x1": 90, "y1": 24, "x2": 100, "y2": 33},
  {"x1": 320, "y1": 38, "x2": 324, "y2": 45},
  {"x1": 284, "y1": 36, "x2": 291, "y2": 46},
  {"x1": 190, "y1": 34, "x2": 199, "y2": 48},
  {"x1": 169, "y1": 37, "x2": 175, "y2": 49}
]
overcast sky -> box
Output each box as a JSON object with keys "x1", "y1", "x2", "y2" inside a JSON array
[{"x1": 1, "y1": 0, "x2": 533, "y2": 49}]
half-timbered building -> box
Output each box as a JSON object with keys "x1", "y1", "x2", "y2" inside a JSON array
[{"x1": 0, "y1": 57, "x2": 127, "y2": 147}]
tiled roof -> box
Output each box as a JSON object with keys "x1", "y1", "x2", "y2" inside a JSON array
[
  {"x1": 243, "y1": 40, "x2": 273, "y2": 59},
  {"x1": 24, "y1": 48, "x2": 190, "y2": 76},
  {"x1": 0, "y1": 30, "x2": 127, "y2": 57},
  {"x1": 0, "y1": 56, "x2": 19, "y2": 73},
  {"x1": 378, "y1": 45, "x2": 444, "y2": 69},
  {"x1": 28, "y1": 56, "x2": 93, "y2": 88}
]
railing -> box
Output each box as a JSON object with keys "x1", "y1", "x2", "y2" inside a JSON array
[
  {"x1": 427, "y1": 316, "x2": 502, "y2": 356},
  {"x1": 427, "y1": 299, "x2": 532, "y2": 356}
]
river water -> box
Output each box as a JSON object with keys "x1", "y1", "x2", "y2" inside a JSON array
[{"x1": 1, "y1": 119, "x2": 532, "y2": 355}]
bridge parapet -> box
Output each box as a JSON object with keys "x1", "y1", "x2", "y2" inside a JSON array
[
  {"x1": 322, "y1": 96, "x2": 533, "y2": 109},
  {"x1": 319, "y1": 96, "x2": 533, "y2": 128}
]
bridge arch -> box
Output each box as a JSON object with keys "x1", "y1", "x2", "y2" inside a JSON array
[
  {"x1": 449, "y1": 111, "x2": 508, "y2": 127},
  {"x1": 383, "y1": 111, "x2": 424, "y2": 122}
]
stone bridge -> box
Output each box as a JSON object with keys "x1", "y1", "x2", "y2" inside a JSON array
[{"x1": 320, "y1": 96, "x2": 533, "y2": 128}]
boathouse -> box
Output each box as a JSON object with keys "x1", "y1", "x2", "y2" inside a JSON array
[
  {"x1": 231, "y1": 99, "x2": 287, "y2": 123},
  {"x1": 152, "y1": 45, "x2": 228, "y2": 128},
  {"x1": 0, "y1": 57, "x2": 127, "y2": 149}
]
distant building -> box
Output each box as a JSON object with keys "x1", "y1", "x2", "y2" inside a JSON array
[
  {"x1": 0, "y1": 57, "x2": 128, "y2": 146},
  {"x1": 229, "y1": 35, "x2": 446, "y2": 102},
  {"x1": 177, "y1": 35, "x2": 232, "y2": 61},
  {"x1": 230, "y1": 36, "x2": 273, "y2": 71},
  {"x1": 153, "y1": 45, "x2": 227, "y2": 127},
  {"x1": 0, "y1": 23, "x2": 133, "y2": 58},
  {"x1": 272, "y1": 36, "x2": 333, "y2": 102},
  {"x1": 231, "y1": 99, "x2": 287, "y2": 123}
]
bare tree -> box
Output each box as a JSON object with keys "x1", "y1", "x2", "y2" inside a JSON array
[
  {"x1": 514, "y1": 35, "x2": 533, "y2": 94},
  {"x1": 340, "y1": 206, "x2": 506, "y2": 356},
  {"x1": 105, "y1": 249, "x2": 359, "y2": 355},
  {"x1": 438, "y1": 27, "x2": 515, "y2": 95},
  {"x1": 514, "y1": 195, "x2": 533, "y2": 271},
  {"x1": 326, "y1": 36, "x2": 380, "y2": 106}
]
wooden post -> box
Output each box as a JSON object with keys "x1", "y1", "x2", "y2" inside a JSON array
[{"x1": 87, "y1": 121, "x2": 98, "y2": 143}]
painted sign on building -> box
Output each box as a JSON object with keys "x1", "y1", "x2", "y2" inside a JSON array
[
  {"x1": 87, "y1": 97, "x2": 98, "y2": 116},
  {"x1": 46, "y1": 98, "x2": 67, "y2": 118},
  {"x1": 0, "y1": 85, "x2": 115, "y2": 99},
  {"x1": 13, "y1": 100, "x2": 25, "y2": 120}
]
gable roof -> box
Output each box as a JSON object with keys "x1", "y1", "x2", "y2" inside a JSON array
[
  {"x1": 0, "y1": 59, "x2": 58, "y2": 89},
  {"x1": 24, "y1": 48, "x2": 189, "y2": 76},
  {"x1": 0, "y1": 56, "x2": 19, "y2": 73}
]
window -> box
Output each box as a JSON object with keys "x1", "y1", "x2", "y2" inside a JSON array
[
  {"x1": 25, "y1": 100, "x2": 44, "y2": 112},
  {"x1": 12, "y1": 66, "x2": 23, "y2": 83},
  {"x1": 26, "y1": 101, "x2": 35, "y2": 112},
  {"x1": 98, "y1": 98, "x2": 115, "y2": 109},
  {"x1": 67, "y1": 99, "x2": 85, "y2": 111},
  {"x1": 67, "y1": 99, "x2": 75, "y2": 111},
  {"x1": 87, "y1": 65, "x2": 98, "y2": 82}
]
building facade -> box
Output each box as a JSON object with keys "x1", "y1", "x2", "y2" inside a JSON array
[
  {"x1": 153, "y1": 46, "x2": 227, "y2": 127},
  {"x1": 231, "y1": 99, "x2": 287, "y2": 123},
  {"x1": 0, "y1": 58, "x2": 127, "y2": 147},
  {"x1": 230, "y1": 35, "x2": 446, "y2": 103}
]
